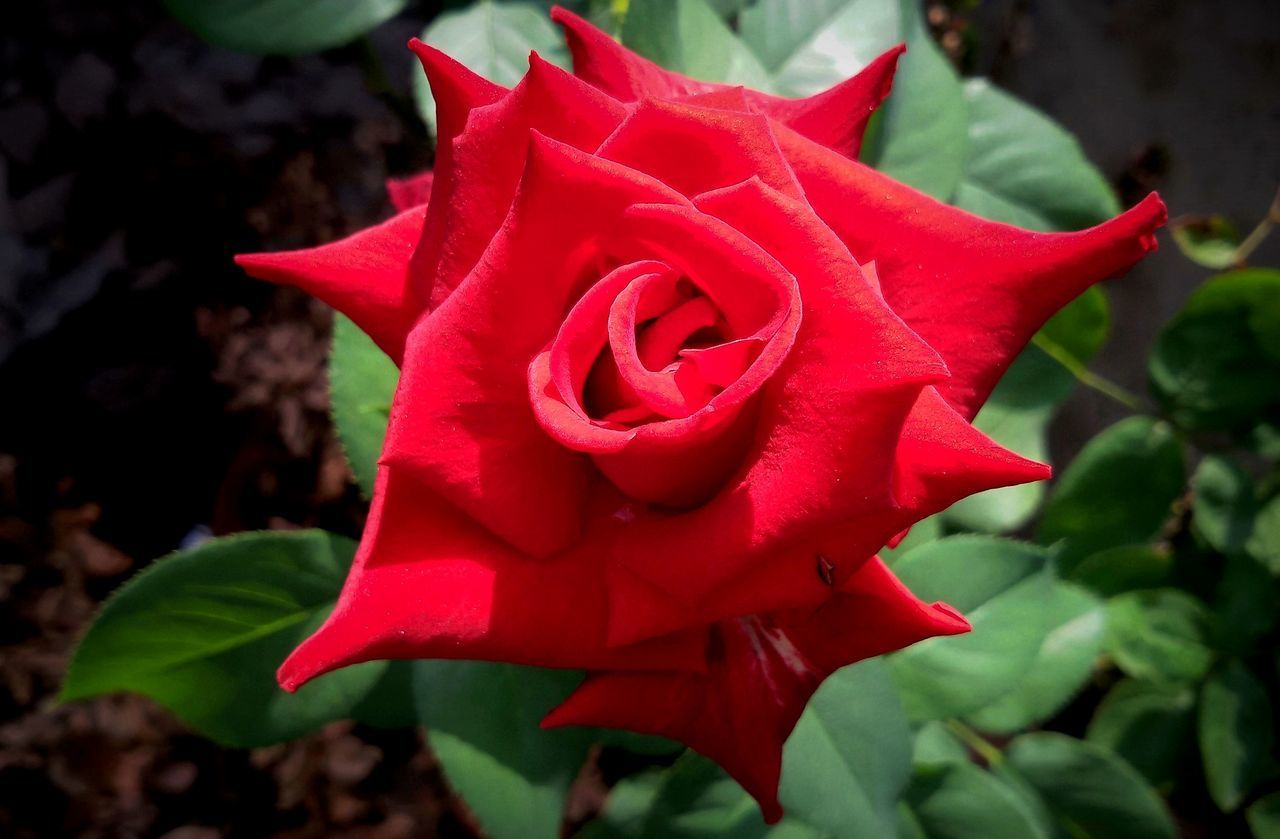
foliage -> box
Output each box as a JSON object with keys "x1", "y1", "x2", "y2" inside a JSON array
[{"x1": 74, "y1": 0, "x2": 1280, "y2": 836}]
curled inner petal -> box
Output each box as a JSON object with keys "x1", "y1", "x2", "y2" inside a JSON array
[{"x1": 528, "y1": 204, "x2": 803, "y2": 507}]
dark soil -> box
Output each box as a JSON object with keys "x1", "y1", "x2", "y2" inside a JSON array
[{"x1": 1, "y1": 0, "x2": 1276, "y2": 836}]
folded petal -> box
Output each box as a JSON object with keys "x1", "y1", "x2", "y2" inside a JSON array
[
  {"x1": 545, "y1": 558, "x2": 969, "y2": 822},
  {"x1": 778, "y1": 127, "x2": 1167, "y2": 418},
  {"x1": 386, "y1": 170, "x2": 434, "y2": 211},
  {"x1": 277, "y1": 466, "x2": 707, "y2": 692},
  {"x1": 552, "y1": 6, "x2": 902, "y2": 157},
  {"x1": 235, "y1": 206, "x2": 425, "y2": 363},
  {"x1": 410, "y1": 50, "x2": 628, "y2": 311}
]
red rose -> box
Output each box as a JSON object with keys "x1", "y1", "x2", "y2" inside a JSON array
[{"x1": 237, "y1": 7, "x2": 1165, "y2": 820}]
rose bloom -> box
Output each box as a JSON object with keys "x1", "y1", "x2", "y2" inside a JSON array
[{"x1": 237, "y1": 7, "x2": 1165, "y2": 820}]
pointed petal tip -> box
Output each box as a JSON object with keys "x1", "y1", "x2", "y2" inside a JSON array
[
  {"x1": 930, "y1": 601, "x2": 973, "y2": 636},
  {"x1": 275, "y1": 649, "x2": 313, "y2": 694}
]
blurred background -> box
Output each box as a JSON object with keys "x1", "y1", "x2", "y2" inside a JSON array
[{"x1": 1, "y1": 0, "x2": 1277, "y2": 836}]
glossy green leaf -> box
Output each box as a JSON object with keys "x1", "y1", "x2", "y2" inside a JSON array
[
  {"x1": 1149, "y1": 268, "x2": 1280, "y2": 436},
  {"x1": 62, "y1": 530, "x2": 383, "y2": 747},
  {"x1": 904, "y1": 761, "x2": 1047, "y2": 839},
  {"x1": 965, "y1": 582, "x2": 1105, "y2": 733},
  {"x1": 1067, "y1": 545, "x2": 1172, "y2": 597},
  {"x1": 329, "y1": 314, "x2": 397, "y2": 499},
  {"x1": 162, "y1": 0, "x2": 408, "y2": 54},
  {"x1": 887, "y1": 537, "x2": 1054, "y2": 721},
  {"x1": 953, "y1": 79, "x2": 1120, "y2": 232},
  {"x1": 413, "y1": 1, "x2": 569, "y2": 135},
  {"x1": 1104, "y1": 589, "x2": 1215, "y2": 684},
  {"x1": 738, "y1": 0, "x2": 900, "y2": 96},
  {"x1": 1003, "y1": 732, "x2": 1177, "y2": 839},
  {"x1": 1169, "y1": 215, "x2": 1241, "y2": 270},
  {"x1": 861, "y1": 0, "x2": 966, "y2": 199},
  {"x1": 780, "y1": 659, "x2": 913, "y2": 836},
  {"x1": 1086, "y1": 679, "x2": 1196, "y2": 789},
  {"x1": 1038, "y1": 417, "x2": 1185, "y2": 571},
  {"x1": 1199, "y1": 660, "x2": 1278, "y2": 811},
  {"x1": 1191, "y1": 455, "x2": 1259, "y2": 555},
  {"x1": 622, "y1": 0, "x2": 772, "y2": 90},
  {"x1": 413, "y1": 661, "x2": 592, "y2": 839},
  {"x1": 1248, "y1": 792, "x2": 1280, "y2": 839}
]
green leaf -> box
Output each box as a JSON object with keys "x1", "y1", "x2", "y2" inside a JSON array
[
  {"x1": 737, "y1": 0, "x2": 900, "y2": 96},
  {"x1": 1199, "y1": 660, "x2": 1278, "y2": 811},
  {"x1": 912, "y1": 721, "x2": 969, "y2": 766},
  {"x1": 1037, "y1": 416, "x2": 1185, "y2": 571},
  {"x1": 953, "y1": 79, "x2": 1120, "y2": 232},
  {"x1": 162, "y1": 0, "x2": 407, "y2": 54},
  {"x1": 1210, "y1": 554, "x2": 1280, "y2": 654},
  {"x1": 1104, "y1": 589, "x2": 1215, "y2": 684},
  {"x1": 622, "y1": 0, "x2": 772, "y2": 90},
  {"x1": 1248, "y1": 792, "x2": 1280, "y2": 839},
  {"x1": 578, "y1": 769, "x2": 666, "y2": 839},
  {"x1": 1086, "y1": 679, "x2": 1196, "y2": 789},
  {"x1": 965, "y1": 582, "x2": 1105, "y2": 734},
  {"x1": 887, "y1": 537, "x2": 1054, "y2": 721},
  {"x1": 861, "y1": 0, "x2": 967, "y2": 199},
  {"x1": 1067, "y1": 545, "x2": 1172, "y2": 597},
  {"x1": 1149, "y1": 268, "x2": 1280, "y2": 436},
  {"x1": 413, "y1": 1, "x2": 569, "y2": 135},
  {"x1": 1002, "y1": 732, "x2": 1177, "y2": 839},
  {"x1": 780, "y1": 659, "x2": 913, "y2": 836},
  {"x1": 329, "y1": 314, "x2": 398, "y2": 499},
  {"x1": 1191, "y1": 455, "x2": 1259, "y2": 555},
  {"x1": 1246, "y1": 495, "x2": 1280, "y2": 574},
  {"x1": 903, "y1": 761, "x2": 1047, "y2": 839},
  {"x1": 413, "y1": 661, "x2": 591, "y2": 839},
  {"x1": 601, "y1": 752, "x2": 821, "y2": 839},
  {"x1": 62, "y1": 530, "x2": 384, "y2": 747},
  {"x1": 1169, "y1": 215, "x2": 1242, "y2": 270}
]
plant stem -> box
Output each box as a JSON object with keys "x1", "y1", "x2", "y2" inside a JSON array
[
  {"x1": 1231, "y1": 187, "x2": 1280, "y2": 266},
  {"x1": 1031, "y1": 333, "x2": 1146, "y2": 412},
  {"x1": 946, "y1": 719, "x2": 1004, "y2": 766}
]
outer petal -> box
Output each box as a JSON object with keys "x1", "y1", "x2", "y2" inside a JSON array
[
  {"x1": 383, "y1": 135, "x2": 686, "y2": 558},
  {"x1": 552, "y1": 6, "x2": 901, "y2": 157},
  {"x1": 386, "y1": 170, "x2": 434, "y2": 212},
  {"x1": 597, "y1": 98, "x2": 804, "y2": 199},
  {"x1": 235, "y1": 206, "x2": 425, "y2": 363},
  {"x1": 778, "y1": 127, "x2": 1167, "y2": 418},
  {"x1": 277, "y1": 466, "x2": 706, "y2": 691},
  {"x1": 410, "y1": 48, "x2": 627, "y2": 310},
  {"x1": 544, "y1": 558, "x2": 970, "y2": 822}
]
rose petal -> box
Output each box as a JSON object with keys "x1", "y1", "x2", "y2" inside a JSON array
[
  {"x1": 235, "y1": 206, "x2": 425, "y2": 363},
  {"x1": 552, "y1": 6, "x2": 902, "y2": 158},
  {"x1": 544, "y1": 557, "x2": 969, "y2": 823},
  {"x1": 410, "y1": 49, "x2": 628, "y2": 311},
  {"x1": 386, "y1": 170, "x2": 434, "y2": 212},
  {"x1": 384, "y1": 135, "x2": 684, "y2": 557},
  {"x1": 778, "y1": 126, "x2": 1168, "y2": 418},
  {"x1": 277, "y1": 466, "x2": 708, "y2": 692},
  {"x1": 598, "y1": 98, "x2": 804, "y2": 200}
]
